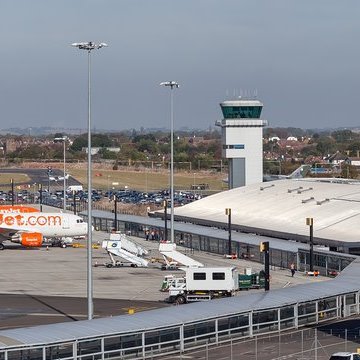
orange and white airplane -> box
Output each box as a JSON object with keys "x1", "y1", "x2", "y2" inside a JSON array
[
  {"x1": 0, "y1": 205, "x2": 39, "y2": 214},
  {"x1": 0, "y1": 211, "x2": 88, "y2": 250}
]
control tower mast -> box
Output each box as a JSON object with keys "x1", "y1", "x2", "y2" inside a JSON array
[{"x1": 216, "y1": 98, "x2": 268, "y2": 188}]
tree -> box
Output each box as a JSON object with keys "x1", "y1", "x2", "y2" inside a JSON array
[
  {"x1": 299, "y1": 145, "x2": 319, "y2": 157},
  {"x1": 347, "y1": 142, "x2": 360, "y2": 156},
  {"x1": 132, "y1": 134, "x2": 156, "y2": 144},
  {"x1": 263, "y1": 141, "x2": 279, "y2": 153},
  {"x1": 70, "y1": 134, "x2": 87, "y2": 152},
  {"x1": 341, "y1": 164, "x2": 358, "y2": 179},
  {"x1": 11, "y1": 144, "x2": 55, "y2": 159},
  {"x1": 331, "y1": 130, "x2": 354, "y2": 143},
  {"x1": 137, "y1": 139, "x2": 158, "y2": 153},
  {"x1": 98, "y1": 148, "x2": 117, "y2": 160},
  {"x1": 174, "y1": 152, "x2": 189, "y2": 162},
  {"x1": 70, "y1": 134, "x2": 112, "y2": 152},
  {"x1": 316, "y1": 137, "x2": 336, "y2": 156},
  {"x1": 193, "y1": 153, "x2": 213, "y2": 170},
  {"x1": 117, "y1": 144, "x2": 146, "y2": 161},
  {"x1": 53, "y1": 132, "x2": 65, "y2": 139},
  {"x1": 312, "y1": 133, "x2": 320, "y2": 140}
]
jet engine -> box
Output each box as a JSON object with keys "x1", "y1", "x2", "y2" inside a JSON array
[{"x1": 19, "y1": 232, "x2": 43, "y2": 247}]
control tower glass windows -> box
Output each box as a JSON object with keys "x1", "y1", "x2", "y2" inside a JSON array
[{"x1": 221, "y1": 106, "x2": 262, "y2": 119}]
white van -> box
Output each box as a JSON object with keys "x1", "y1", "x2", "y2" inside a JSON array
[
  {"x1": 329, "y1": 352, "x2": 360, "y2": 360},
  {"x1": 67, "y1": 185, "x2": 83, "y2": 193}
]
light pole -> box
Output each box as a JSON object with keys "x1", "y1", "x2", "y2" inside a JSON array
[
  {"x1": 163, "y1": 199, "x2": 168, "y2": 241},
  {"x1": 225, "y1": 208, "x2": 232, "y2": 256},
  {"x1": 72, "y1": 41, "x2": 107, "y2": 320},
  {"x1": 260, "y1": 241, "x2": 270, "y2": 291},
  {"x1": 113, "y1": 194, "x2": 118, "y2": 232},
  {"x1": 10, "y1": 178, "x2": 14, "y2": 206},
  {"x1": 306, "y1": 217, "x2": 314, "y2": 272},
  {"x1": 54, "y1": 136, "x2": 68, "y2": 211},
  {"x1": 160, "y1": 81, "x2": 179, "y2": 244},
  {"x1": 39, "y1": 183, "x2": 43, "y2": 212},
  {"x1": 47, "y1": 166, "x2": 52, "y2": 193}
]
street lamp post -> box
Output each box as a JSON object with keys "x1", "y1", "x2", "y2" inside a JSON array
[
  {"x1": 160, "y1": 81, "x2": 179, "y2": 244},
  {"x1": 54, "y1": 136, "x2": 68, "y2": 211},
  {"x1": 73, "y1": 191, "x2": 77, "y2": 215},
  {"x1": 113, "y1": 194, "x2": 118, "y2": 232},
  {"x1": 163, "y1": 199, "x2": 168, "y2": 241},
  {"x1": 260, "y1": 241, "x2": 270, "y2": 291},
  {"x1": 306, "y1": 217, "x2": 314, "y2": 272},
  {"x1": 39, "y1": 184, "x2": 43, "y2": 212},
  {"x1": 47, "y1": 166, "x2": 52, "y2": 193},
  {"x1": 225, "y1": 208, "x2": 232, "y2": 256},
  {"x1": 72, "y1": 41, "x2": 107, "y2": 320},
  {"x1": 10, "y1": 178, "x2": 14, "y2": 206}
]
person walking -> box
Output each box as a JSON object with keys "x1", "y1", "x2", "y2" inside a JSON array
[{"x1": 290, "y1": 263, "x2": 296, "y2": 277}]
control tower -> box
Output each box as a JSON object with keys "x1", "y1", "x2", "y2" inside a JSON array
[{"x1": 215, "y1": 98, "x2": 268, "y2": 188}]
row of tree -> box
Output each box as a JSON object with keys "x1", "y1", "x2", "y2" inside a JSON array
[{"x1": 4, "y1": 128, "x2": 360, "y2": 173}]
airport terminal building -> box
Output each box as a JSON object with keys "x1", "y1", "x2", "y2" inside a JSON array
[{"x1": 169, "y1": 178, "x2": 360, "y2": 255}]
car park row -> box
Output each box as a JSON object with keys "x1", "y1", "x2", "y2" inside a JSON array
[{"x1": 0, "y1": 187, "x2": 203, "y2": 211}]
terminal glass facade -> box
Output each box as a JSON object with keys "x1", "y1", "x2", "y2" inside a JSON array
[{"x1": 86, "y1": 214, "x2": 354, "y2": 275}]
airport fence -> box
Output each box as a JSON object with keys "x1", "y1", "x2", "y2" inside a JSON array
[{"x1": 158, "y1": 327, "x2": 360, "y2": 360}]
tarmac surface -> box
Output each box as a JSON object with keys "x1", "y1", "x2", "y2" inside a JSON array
[
  {"x1": 0, "y1": 168, "x2": 80, "y2": 188},
  {"x1": 0, "y1": 226, "x2": 329, "y2": 330}
]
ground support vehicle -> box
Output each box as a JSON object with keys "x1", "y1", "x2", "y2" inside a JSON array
[
  {"x1": 238, "y1": 271, "x2": 266, "y2": 290},
  {"x1": 160, "y1": 262, "x2": 180, "y2": 271},
  {"x1": 102, "y1": 233, "x2": 149, "y2": 268},
  {"x1": 329, "y1": 352, "x2": 360, "y2": 360},
  {"x1": 159, "y1": 241, "x2": 204, "y2": 268},
  {"x1": 160, "y1": 274, "x2": 186, "y2": 291},
  {"x1": 165, "y1": 267, "x2": 238, "y2": 304},
  {"x1": 46, "y1": 236, "x2": 74, "y2": 248}
]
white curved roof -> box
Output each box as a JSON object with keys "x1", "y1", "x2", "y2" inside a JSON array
[{"x1": 174, "y1": 179, "x2": 360, "y2": 247}]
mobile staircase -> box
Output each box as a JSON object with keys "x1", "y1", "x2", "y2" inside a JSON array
[
  {"x1": 159, "y1": 241, "x2": 203, "y2": 269},
  {"x1": 102, "y1": 233, "x2": 149, "y2": 268}
]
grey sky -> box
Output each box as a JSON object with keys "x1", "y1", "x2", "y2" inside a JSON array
[{"x1": 0, "y1": 0, "x2": 359, "y2": 132}]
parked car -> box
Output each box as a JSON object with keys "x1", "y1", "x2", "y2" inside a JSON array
[{"x1": 329, "y1": 352, "x2": 360, "y2": 360}]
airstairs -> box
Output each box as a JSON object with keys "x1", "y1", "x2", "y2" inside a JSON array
[
  {"x1": 159, "y1": 242, "x2": 203, "y2": 268},
  {"x1": 102, "y1": 233, "x2": 149, "y2": 268}
]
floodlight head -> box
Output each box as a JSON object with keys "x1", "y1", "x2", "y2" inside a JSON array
[
  {"x1": 71, "y1": 42, "x2": 91, "y2": 49},
  {"x1": 160, "y1": 81, "x2": 179, "y2": 89},
  {"x1": 71, "y1": 42, "x2": 108, "y2": 51},
  {"x1": 54, "y1": 136, "x2": 67, "y2": 142}
]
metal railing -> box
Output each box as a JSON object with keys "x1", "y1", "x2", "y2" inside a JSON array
[{"x1": 1, "y1": 292, "x2": 359, "y2": 359}]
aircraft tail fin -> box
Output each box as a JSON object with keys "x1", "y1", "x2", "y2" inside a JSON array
[{"x1": 288, "y1": 165, "x2": 311, "y2": 179}]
